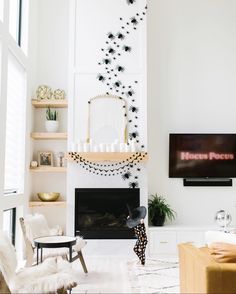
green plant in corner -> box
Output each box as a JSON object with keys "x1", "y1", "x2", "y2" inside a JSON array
[
  {"x1": 46, "y1": 107, "x2": 58, "y2": 121},
  {"x1": 148, "y1": 194, "x2": 176, "y2": 226}
]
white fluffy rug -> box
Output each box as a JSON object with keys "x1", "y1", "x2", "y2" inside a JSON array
[
  {"x1": 72, "y1": 256, "x2": 131, "y2": 293},
  {"x1": 72, "y1": 256, "x2": 179, "y2": 293}
]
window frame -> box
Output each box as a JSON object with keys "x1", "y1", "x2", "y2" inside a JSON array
[
  {"x1": 17, "y1": 0, "x2": 23, "y2": 46},
  {"x1": 3, "y1": 207, "x2": 16, "y2": 245},
  {"x1": 9, "y1": 0, "x2": 23, "y2": 47}
]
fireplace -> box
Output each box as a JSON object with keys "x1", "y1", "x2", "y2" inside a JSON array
[{"x1": 75, "y1": 188, "x2": 140, "y2": 239}]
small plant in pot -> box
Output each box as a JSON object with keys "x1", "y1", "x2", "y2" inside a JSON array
[
  {"x1": 45, "y1": 107, "x2": 59, "y2": 132},
  {"x1": 148, "y1": 194, "x2": 176, "y2": 226}
]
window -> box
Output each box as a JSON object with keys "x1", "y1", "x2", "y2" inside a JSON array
[
  {"x1": 9, "y1": 0, "x2": 29, "y2": 53},
  {"x1": 4, "y1": 52, "x2": 26, "y2": 194},
  {"x1": 20, "y1": 0, "x2": 29, "y2": 54},
  {"x1": 3, "y1": 208, "x2": 16, "y2": 245},
  {"x1": 9, "y1": 0, "x2": 23, "y2": 46},
  {"x1": 0, "y1": 0, "x2": 4, "y2": 22}
]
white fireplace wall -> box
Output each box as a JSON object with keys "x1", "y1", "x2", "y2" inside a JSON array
[{"x1": 66, "y1": 0, "x2": 148, "y2": 235}]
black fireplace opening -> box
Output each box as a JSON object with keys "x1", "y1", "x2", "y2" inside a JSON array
[{"x1": 75, "y1": 188, "x2": 140, "y2": 239}]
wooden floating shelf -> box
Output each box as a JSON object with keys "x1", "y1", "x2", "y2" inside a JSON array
[
  {"x1": 66, "y1": 152, "x2": 148, "y2": 162},
  {"x1": 29, "y1": 201, "x2": 66, "y2": 207},
  {"x1": 30, "y1": 167, "x2": 67, "y2": 173},
  {"x1": 31, "y1": 132, "x2": 67, "y2": 140},
  {"x1": 32, "y1": 99, "x2": 68, "y2": 108}
]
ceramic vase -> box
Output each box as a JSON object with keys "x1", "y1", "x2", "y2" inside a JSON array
[{"x1": 45, "y1": 120, "x2": 59, "y2": 132}]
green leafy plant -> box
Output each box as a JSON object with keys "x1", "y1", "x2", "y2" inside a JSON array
[
  {"x1": 148, "y1": 194, "x2": 176, "y2": 226},
  {"x1": 46, "y1": 107, "x2": 58, "y2": 121}
]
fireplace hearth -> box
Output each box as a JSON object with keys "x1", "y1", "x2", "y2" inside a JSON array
[{"x1": 75, "y1": 188, "x2": 140, "y2": 239}]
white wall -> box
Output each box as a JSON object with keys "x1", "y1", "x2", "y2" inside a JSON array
[
  {"x1": 29, "y1": 0, "x2": 69, "y2": 230},
  {"x1": 148, "y1": 0, "x2": 236, "y2": 226},
  {"x1": 35, "y1": 0, "x2": 69, "y2": 90}
]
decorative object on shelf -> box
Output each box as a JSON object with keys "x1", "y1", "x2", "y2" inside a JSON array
[
  {"x1": 119, "y1": 142, "x2": 126, "y2": 152},
  {"x1": 125, "y1": 144, "x2": 131, "y2": 152},
  {"x1": 83, "y1": 143, "x2": 90, "y2": 152},
  {"x1": 99, "y1": 143, "x2": 106, "y2": 152},
  {"x1": 45, "y1": 107, "x2": 59, "y2": 132},
  {"x1": 70, "y1": 142, "x2": 77, "y2": 152},
  {"x1": 148, "y1": 194, "x2": 176, "y2": 226},
  {"x1": 215, "y1": 210, "x2": 232, "y2": 230},
  {"x1": 35, "y1": 86, "x2": 66, "y2": 101},
  {"x1": 92, "y1": 146, "x2": 99, "y2": 152},
  {"x1": 130, "y1": 140, "x2": 136, "y2": 152},
  {"x1": 71, "y1": 139, "x2": 131, "y2": 153},
  {"x1": 126, "y1": 205, "x2": 148, "y2": 265},
  {"x1": 30, "y1": 161, "x2": 38, "y2": 168},
  {"x1": 111, "y1": 139, "x2": 119, "y2": 152},
  {"x1": 36, "y1": 85, "x2": 53, "y2": 100},
  {"x1": 56, "y1": 152, "x2": 65, "y2": 167},
  {"x1": 77, "y1": 142, "x2": 83, "y2": 152},
  {"x1": 38, "y1": 151, "x2": 53, "y2": 167},
  {"x1": 37, "y1": 192, "x2": 60, "y2": 202},
  {"x1": 67, "y1": 151, "x2": 147, "y2": 179},
  {"x1": 53, "y1": 89, "x2": 66, "y2": 100}
]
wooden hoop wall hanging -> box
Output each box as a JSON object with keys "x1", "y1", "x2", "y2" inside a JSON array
[{"x1": 86, "y1": 94, "x2": 128, "y2": 144}]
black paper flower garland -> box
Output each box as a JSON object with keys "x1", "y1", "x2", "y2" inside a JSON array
[
  {"x1": 94, "y1": 1, "x2": 147, "y2": 187},
  {"x1": 68, "y1": 152, "x2": 148, "y2": 178}
]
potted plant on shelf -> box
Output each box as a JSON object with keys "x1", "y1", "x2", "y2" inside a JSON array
[
  {"x1": 148, "y1": 194, "x2": 176, "y2": 226},
  {"x1": 45, "y1": 107, "x2": 58, "y2": 132}
]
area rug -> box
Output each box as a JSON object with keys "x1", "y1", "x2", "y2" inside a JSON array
[
  {"x1": 127, "y1": 257, "x2": 179, "y2": 293},
  {"x1": 72, "y1": 256, "x2": 179, "y2": 293}
]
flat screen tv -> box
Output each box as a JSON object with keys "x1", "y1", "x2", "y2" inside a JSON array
[{"x1": 169, "y1": 134, "x2": 236, "y2": 178}]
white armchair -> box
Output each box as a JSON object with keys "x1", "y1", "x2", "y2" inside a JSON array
[
  {"x1": 0, "y1": 231, "x2": 78, "y2": 293},
  {"x1": 19, "y1": 213, "x2": 88, "y2": 273}
]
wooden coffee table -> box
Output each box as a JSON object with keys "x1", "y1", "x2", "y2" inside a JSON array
[{"x1": 34, "y1": 235, "x2": 77, "y2": 264}]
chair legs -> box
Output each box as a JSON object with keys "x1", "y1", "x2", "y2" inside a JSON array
[
  {"x1": 78, "y1": 251, "x2": 88, "y2": 274},
  {"x1": 56, "y1": 287, "x2": 68, "y2": 294},
  {"x1": 70, "y1": 250, "x2": 88, "y2": 273}
]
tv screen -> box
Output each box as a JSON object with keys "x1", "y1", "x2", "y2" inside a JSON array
[{"x1": 169, "y1": 134, "x2": 236, "y2": 178}]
